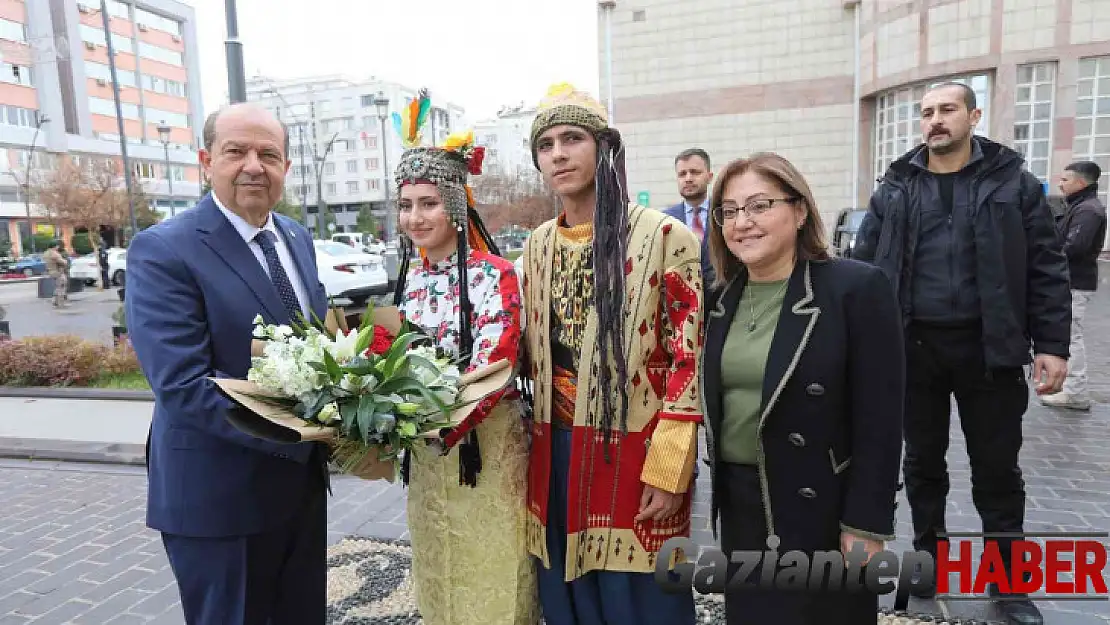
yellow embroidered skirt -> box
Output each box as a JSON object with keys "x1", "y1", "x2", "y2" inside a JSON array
[{"x1": 407, "y1": 399, "x2": 539, "y2": 625}]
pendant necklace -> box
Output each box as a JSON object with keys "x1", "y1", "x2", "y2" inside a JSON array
[{"x1": 746, "y1": 280, "x2": 789, "y2": 332}]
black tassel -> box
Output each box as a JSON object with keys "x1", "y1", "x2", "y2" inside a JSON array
[
  {"x1": 400, "y1": 448, "x2": 411, "y2": 486},
  {"x1": 458, "y1": 430, "x2": 481, "y2": 487},
  {"x1": 592, "y1": 129, "x2": 631, "y2": 464}
]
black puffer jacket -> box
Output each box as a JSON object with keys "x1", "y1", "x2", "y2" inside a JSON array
[
  {"x1": 853, "y1": 136, "x2": 1071, "y2": 368},
  {"x1": 1057, "y1": 185, "x2": 1106, "y2": 291}
]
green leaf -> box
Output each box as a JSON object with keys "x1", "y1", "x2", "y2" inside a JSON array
[
  {"x1": 398, "y1": 421, "x2": 417, "y2": 437},
  {"x1": 339, "y1": 400, "x2": 359, "y2": 436},
  {"x1": 353, "y1": 325, "x2": 374, "y2": 359},
  {"x1": 357, "y1": 395, "x2": 376, "y2": 444},
  {"x1": 321, "y1": 349, "x2": 342, "y2": 383},
  {"x1": 308, "y1": 361, "x2": 329, "y2": 374},
  {"x1": 360, "y1": 300, "x2": 375, "y2": 332},
  {"x1": 303, "y1": 390, "x2": 333, "y2": 422}
]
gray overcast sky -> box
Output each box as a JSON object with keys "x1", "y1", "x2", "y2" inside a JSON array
[{"x1": 189, "y1": 0, "x2": 602, "y2": 122}]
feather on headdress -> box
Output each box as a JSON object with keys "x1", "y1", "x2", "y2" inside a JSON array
[{"x1": 392, "y1": 88, "x2": 432, "y2": 148}]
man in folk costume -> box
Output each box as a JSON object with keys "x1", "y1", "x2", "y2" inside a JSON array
[{"x1": 521, "y1": 83, "x2": 703, "y2": 625}]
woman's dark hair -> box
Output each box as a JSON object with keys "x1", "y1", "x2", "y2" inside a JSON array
[{"x1": 707, "y1": 152, "x2": 829, "y2": 290}]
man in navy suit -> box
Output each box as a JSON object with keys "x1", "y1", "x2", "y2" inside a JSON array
[
  {"x1": 665, "y1": 148, "x2": 715, "y2": 286},
  {"x1": 664, "y1": 148, "x2": 715, "y2": 480},
  {"x1": 126, "y1": 103, "x2": 330, "y2": 625}
]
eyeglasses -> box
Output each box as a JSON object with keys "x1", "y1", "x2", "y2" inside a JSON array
[{"x1": 712, "y1": 197, "x2": 799, "y2": 226}]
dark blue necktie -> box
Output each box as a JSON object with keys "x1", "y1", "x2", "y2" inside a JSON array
[{"x1": 254, "y1": 230, "x2": 303, "y2": 322}]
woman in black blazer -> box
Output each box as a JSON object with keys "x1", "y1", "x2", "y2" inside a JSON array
[{"x1": 702, "y1": 153, "x2": 905, "y2": 625}]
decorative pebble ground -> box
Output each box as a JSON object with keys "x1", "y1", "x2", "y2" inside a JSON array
[{"x1": 325, "y1": 537, "x2": 1004, "y2": 625}]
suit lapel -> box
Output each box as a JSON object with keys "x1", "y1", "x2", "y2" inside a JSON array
[
  {"x1": 759, "y1": 260, "x2": 820, "y2": 425},
  {"x1": 195, "y1": 198, "x2": 286, "y2": 323}
]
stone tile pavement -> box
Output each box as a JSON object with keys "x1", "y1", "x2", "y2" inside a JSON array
[{"x1": 2, "y1": 285, "x2": 1110, "y2": 623}]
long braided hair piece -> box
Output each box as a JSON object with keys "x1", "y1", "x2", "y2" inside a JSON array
[{"x1": 592, "y1": 127, "x2": 631, "y2": 460}]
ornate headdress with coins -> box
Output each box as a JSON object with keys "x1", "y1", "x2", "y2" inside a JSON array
[
  {"x1": 528, "y1": 83, "x2": 633, "y2": 457},
  {"x1": 390, "y1": 89, "x2": 498, "y2": 488}
]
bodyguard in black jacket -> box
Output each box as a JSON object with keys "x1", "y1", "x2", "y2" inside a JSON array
[{"x1": 854, "y1": 83, "x2": 1070, "y2": 625}]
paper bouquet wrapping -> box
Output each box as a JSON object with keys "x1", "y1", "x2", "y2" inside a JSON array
[{"x1": 214, "y1": 304, "x2": 515, "y2": 481}]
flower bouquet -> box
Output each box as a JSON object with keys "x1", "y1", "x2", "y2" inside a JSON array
[{"x1": 213, "y1": 303, "x2": 515, "y2": 482}]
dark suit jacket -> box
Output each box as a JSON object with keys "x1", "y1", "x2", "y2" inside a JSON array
[
  {"x1": 126, "y1": 194, "x2": 330, "y2": 538},
  {"x1": 702, "y1": 258, "x2": 904, "y2": 552},
  {"x1": 664, "y1": 202, "x2": 715, "y2": 291}
]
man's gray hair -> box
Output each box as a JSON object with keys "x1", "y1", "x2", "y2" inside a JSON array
[{"x1": 202, "y1": 106, "x2": 290, "y2": 156}]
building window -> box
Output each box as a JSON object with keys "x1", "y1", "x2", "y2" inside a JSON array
[
  {"x1": 146, "y1": 108, "x2": 190, "y2": 129},
  {"x1": 138, "y1": 42, "x2": 183, "y2": 66},
  {"x1": 324, "y1": 162, "x2": 335, "y2": 176},
  {"x1": 0, "y1": 18, "x2": 27, "y2": 44},
  {"x1": 142, "y1": 76, "x2": 186, "y2": 97},
  {"x1": 326, "y1": 182, "x2": 337, "y2": 195},
  {"x1": 366, "y1": 178, "x2": 380, "y2": 191},
  {"x1": 343, "y1": 118, "x2": 355, "y2": 130},
  {"x1": 78, "y1": 0, "x2": 127, "y2": 18},
  {"x1": 1013, "y1": 63, "x2": 1056, "y2": 182},
  {"x1": 89, "y1": 97, "x2": 139, "y2": 119},
  {"x1": 85, "y1": 61, "x2": 136, "y2": 87},
  {"x1": 365, "y1": 158, "x2": 379, "y2": 171},
  {"x1": 135, "y1": 7, "x2": 182, "y2": 36},
  {"x1": 0, "y1": 63, "x2": 32, "y2": 87},
  {"x1": 1075, "y1": 56, "x2": 1110, "y2": 210},
  {"x1": 346, "y1": 160, "x2": 358, "y2": 173},
  {"x1": 361, "y1": 95, "x2": 374, "y2": 107},
  {"x1": 362, "y1": 116, "x2": 375, "y2": 128},
  {"x1": 346, "y1": 181, "x2": 359, "y2": 194},
  {"x1": 872, "y1": 73, "x2": 991, "y2": 182},
  {"x1": 79, "y1": 24, "x2": 133, "y2": 53},
  {"x1": 362, "y1": 134, "x2": 377, "y2": 149}
]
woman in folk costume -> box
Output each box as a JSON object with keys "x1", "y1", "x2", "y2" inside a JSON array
[
  {"x1": 390, "y1": 90, "x2": 539, "y2": 625},
  {"x1": 520, "y1": 83, "x2": 703, "y2": 625}
]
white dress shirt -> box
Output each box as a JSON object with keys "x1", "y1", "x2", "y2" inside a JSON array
[{"x1": 213, "y1": 194, "x2": 311, "y2": 318}]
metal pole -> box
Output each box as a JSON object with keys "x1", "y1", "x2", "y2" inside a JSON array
[
  {"x1": 101, "y1": 0, "x2": 137, "y2": 243},
  {"x1": 298, "y1": 126, "x2": 310, "y2": 231},
  {"x1": 315, "y1": 134, "x2": 338, "y2": 236},
  {"x1": 224, "y1": 0, "x2": 246, "y2": 103},
  {"x1": 378, "y1": 115, "x2": 392, "y2": 242},
  {"x1": 162, "y1": 142, "x2": 175, "y2": 217},
  {"x1": 600, "y1": 1, "x2": 616, "y2": 124},
  {"x1": 22, "y1": 118, "x2": 46, "y2": 255},
  {"x1": 851, "y1": 0, "x2": 861, "y2": 206}
]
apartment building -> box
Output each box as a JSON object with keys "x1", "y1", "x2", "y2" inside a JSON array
[
  {"x1": 474, "y1": 103, "x2": 540, "y2": 179},
  {"x1": 601, "y1": 0, "x2": 1110, "y2": 245},
  {"x1": 246, "y1": 75, "x2": 467, "y2": 240},
  {"x1": 0, "y1": 0, "x2": 203, "y2": 256}
]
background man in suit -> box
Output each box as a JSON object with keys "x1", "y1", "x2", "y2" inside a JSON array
[
  {"x1": 666, "y1": 148, "x2": 714, "y2": 285},
  {"x1": 126, "y1": 103, "x2": 331, "y2": 625}
]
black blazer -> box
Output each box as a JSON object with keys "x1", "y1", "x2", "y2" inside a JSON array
[{"x1": 703, "y1": 258, "x2": 905, "y2": 552}]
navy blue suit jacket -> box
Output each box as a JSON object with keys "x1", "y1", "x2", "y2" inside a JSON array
[
  {"x1": 665, "y1": 202, "x2": 714, "y2": 291},
  {"x1": 126, "y1": 194, "x2": 329, "y2": 538}
]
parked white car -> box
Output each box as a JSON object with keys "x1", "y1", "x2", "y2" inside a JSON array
[
  {"x1": 69, "y1": 247, "x2": 127, "y2": 286},
  {"x1": 314, "y1": 241, "x2": 389, "y2": 306},
  {"x1": 331, "y1": 232, "x2": 386, "y2": 255}
]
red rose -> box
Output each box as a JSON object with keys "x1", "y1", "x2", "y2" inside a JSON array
[
  {"x1": 468, "y1": 146, "x2": 485, "y2": 175},
  {"x1": 366, "y1": 325, "x2": 394, "y2": 356}
]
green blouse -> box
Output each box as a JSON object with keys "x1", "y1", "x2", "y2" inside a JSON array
[{"x1": 719, "y1": 278, "x2": 788, "y2": 465}]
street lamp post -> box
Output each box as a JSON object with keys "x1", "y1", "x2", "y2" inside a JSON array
[
  {"x1": 599, "y1": 0, "x2": 617, "y2": 124},
  {"x1": 22, "y1": 115, "x2": 49, "y2": 255},
  {"x1": 373, "y1": 92, "x2": 392, "y2": 242},
  {"x1": 157, "y1": 122, "x2": 175, "y2": 218},
  {"x1": 224, "y1": 0, "x2": 246, "y2": 103},
  {"x1": 315, "y1": 133, "x2": 339, "y2": 236},
  {"x1": 297, "y1": 126, "x2": 310, "y2": 231},
  {"x1": 100, "y1": 0, "x2": 137, "y2": 245}
]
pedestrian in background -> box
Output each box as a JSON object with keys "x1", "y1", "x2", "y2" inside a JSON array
[
  {"x1": 854, "y1": 81, "x2": 1071, "y2": 625},
  {"x1": 43, "y1": 240, "x2": 68, "y2": 308},
  {"x1": 1041, "y1": 161, "x2": 1106, "y2": 411}
]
